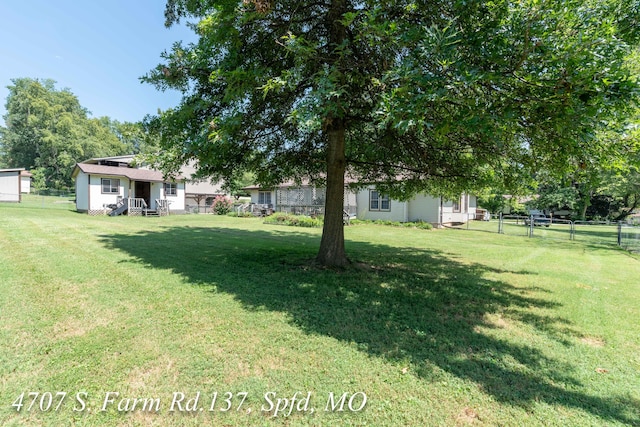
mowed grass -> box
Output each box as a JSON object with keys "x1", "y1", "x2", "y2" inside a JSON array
[{"x1": 0, "y1": 201, "x2": 639, "y2": 426}]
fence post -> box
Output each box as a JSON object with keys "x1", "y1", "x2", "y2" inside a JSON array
[
  {"x1": 618, "y1": 222, "x2": 622, "y2": 247},
  {"x1": 529, "y1": 215, "x2": 534, "y2": 238},
  {"x1": 498, "y1": 212, "x2": 503, "y2": 234},
  {"x1": 570, "y1": 221, "x2": 575, "y2": 241}
]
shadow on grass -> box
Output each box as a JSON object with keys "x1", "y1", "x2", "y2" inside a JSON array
[
  {"x1": 101, "y1": 225, "x2": 638, "y2": 425},
  {"x1": 454, "y1": 224, "x2": 624, "y2": 252}
]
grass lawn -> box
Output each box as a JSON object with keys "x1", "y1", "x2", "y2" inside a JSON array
[{"x1": 1, "y1": 200, "x2": 639, "y2": 426}]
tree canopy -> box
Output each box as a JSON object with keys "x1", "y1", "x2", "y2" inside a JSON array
[
  {"x1": 144, "y1": 0, "x2": 639, "y2": 266},
  {"x1": 530, "y1": 113, "x2": 640, "y2": 221},
  {"x1": 0, "y1": 78, "x2": 152, "y2": 189}
]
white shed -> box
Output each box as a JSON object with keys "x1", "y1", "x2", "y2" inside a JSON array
[
  {"x1": 20, "y1": 170, "x2": 32, "y2": 193},
  {"x1": 0, "y1": 168, "x2": 24, "y2": 202}
]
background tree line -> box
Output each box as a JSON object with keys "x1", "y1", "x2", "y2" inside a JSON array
[{"x1": 0, "y1": 78, "x2": 154, "y2": 190}]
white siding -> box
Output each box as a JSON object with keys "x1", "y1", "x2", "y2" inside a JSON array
[
  {"x1": 0, "y1": 171, "x2": 20, "y2": 202},
  {"x1": 441, "y1": 200, "x2": 456, "y2": 224},
  {"x1": 357, "y1": 190, "x2": 474, "y2": 225},
  {"x1": 20, "y1": 176, "x2": 31, "y2": 193},
  {"x1": 442, "y1": 194, "x2": 476, "y2": 224},
  {"x1": 88, "y1": 175, "x2": 128, "y2": 210},
  {"x1": 78, "y1": 176, "x2": 186, "y2": 213},
  {"x1": 407, "y1": 194, "x2": 441, "y2": 223},
  {"x1": 246, "y1": 185, "x2": 475, "y2": 225},
  {"x1": 75, "y1": 172, "x2": 89, "y2": 211},
  {"x1": 468, "y1": 194, "x2": 477, "y2": 219},
  {"x1": 173, "y1": 182, "x2": 186, "y2": 211},
  {"x1": 150, "y1": 182, "x2": 163, "y2": 209},
  {"x1": 356, "y1": 188, "x2": 407, "y2": 222},
  {"x1": 157, "y1": 182, "x2": 186, "y2": 212}
]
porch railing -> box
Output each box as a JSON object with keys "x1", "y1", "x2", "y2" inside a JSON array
[{"x1": 127, "y1": 197, "x2": 147, "y2": 216}]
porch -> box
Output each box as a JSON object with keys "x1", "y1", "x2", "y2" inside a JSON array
[{"x1": 106, "y1": 197, "x2": 170, "y2": 217}]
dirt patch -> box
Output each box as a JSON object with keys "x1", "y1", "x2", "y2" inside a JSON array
[
  {"x1": 456, "y1": 407, "x2": 480, "y2": 425},
  {"x1": 580, "y1": 336, "x2": 605, "y2": 347},
  {"x1": 127, "y1": 356, "x2": 177, "y2": 391}
]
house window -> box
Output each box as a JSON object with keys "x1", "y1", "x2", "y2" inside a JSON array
[
  {"x1": 101, "y1": 178, "x2": 120, "y2": 194},
  {"x1": 164, "y1": 182, "x2": 177, "y2": 196},
  {"x1": 452, "y1": 198, "x2": 461, "y2": 213},
  {"x1": 369, "y1": 190, "x2": 390, "y2": 211},
  {"x1": 258, "y1": 191, "x2": 271, "y2": 205}
]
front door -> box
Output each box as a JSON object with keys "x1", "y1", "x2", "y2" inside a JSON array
[{"x1": 134, "y1": 181, "x2": 151, "y2": 208}]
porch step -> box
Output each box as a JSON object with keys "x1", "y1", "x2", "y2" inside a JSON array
[{"x1": 143, "y1": 209, "x2": 159, "y2": 217}]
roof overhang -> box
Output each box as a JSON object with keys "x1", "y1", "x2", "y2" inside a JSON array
[{"x1": 72, "y1": 163, "x2": 184, "y2": 182}]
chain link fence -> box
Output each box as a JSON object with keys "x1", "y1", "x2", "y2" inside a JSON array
[
  {"x1": 619, "y1": 223, "x2": 640, "y2": 253},
  {"x1": 3, "y1": 192, "x2": 77, "y2": 210},
  {"x1": 452, "y1": 213, "x2": 638, "y2": 253}
]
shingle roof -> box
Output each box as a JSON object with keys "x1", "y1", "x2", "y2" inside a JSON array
[{"x1": 74, "y1": 163, "x2": 183, "y2": 182}]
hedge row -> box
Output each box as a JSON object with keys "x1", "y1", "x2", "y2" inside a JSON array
[
  {"x1": 263, "y1": 213, "x2": 323, "y2": 228},
  {"x1": 263, "y1": 213, "x2": 433, "y2": 230}
]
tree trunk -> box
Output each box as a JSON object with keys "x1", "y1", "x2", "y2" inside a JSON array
[
  {"x1": 317, "y1": 124, "x2": 348, "y2": 267},
  {"x1": 579, "y1": 190, "x2": 592, "y2": 221},
  {"x1": 316, "y1": 0, "x2": 349, "y2": 267}
]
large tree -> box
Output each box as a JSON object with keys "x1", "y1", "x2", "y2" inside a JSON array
[
  {"x1": 144, "y1": 0, "x2": 639, "y2": 266},
  {"x1": 0, "y1": 78, "x2": 129, "y2": 188}
]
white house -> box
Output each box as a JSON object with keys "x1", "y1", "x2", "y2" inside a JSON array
[
  {"x1": 356, "y1": 187, "x2": 476, "y2": 225},
  {"x1": 0, "y1": 168, "x2": 26, "y2": 202},
  {"x1": 244, "y1": 181, "x2": 476, "y2": 226},
  {"x1": 72, "y1": 155, "x2": 186, "y2": 215}
]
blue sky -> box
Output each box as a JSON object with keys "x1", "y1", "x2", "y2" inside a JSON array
[{"x1": 0, "y1": 0, "x2": 196, "y2": 125}]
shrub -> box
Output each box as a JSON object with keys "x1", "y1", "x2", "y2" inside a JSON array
[
  {"x1": 211, "y1": 195, "x2": 234, "y2": 215},
  {"x1": 264, "y1": 213, "x2": 322, "y2": 228},
  {"x1": 264, "y1": 214, "x2": 434, "y2": 230},
  {"x1": 226, "y1": 211, "x2": 253, "y2": 218},
  {"x1": 351, "y1": 219, "x2": 433, "y2": 230},
  {"x1": 413, "y1": 220, "x2": 433, "y2": 230}
]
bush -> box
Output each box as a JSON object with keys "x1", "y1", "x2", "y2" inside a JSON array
[
  {"x1": 226, "y1": 211, "x2": 254, "y2": 218},
  {"x1": 263, "y1": 214, "x2": 434, "y2": 230},
  {"x1": 405, "y1": 220, "x2": 433, "y2": 230},
  {"x1": 350, "y1": 219, "x2": 433, "y2": 230},
  {"x1": 264, "y1": 213, "x2": 322, "y2": 228},
  {"x1": 211, "y1": 195, "x2": 234, "y2": 215}
]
